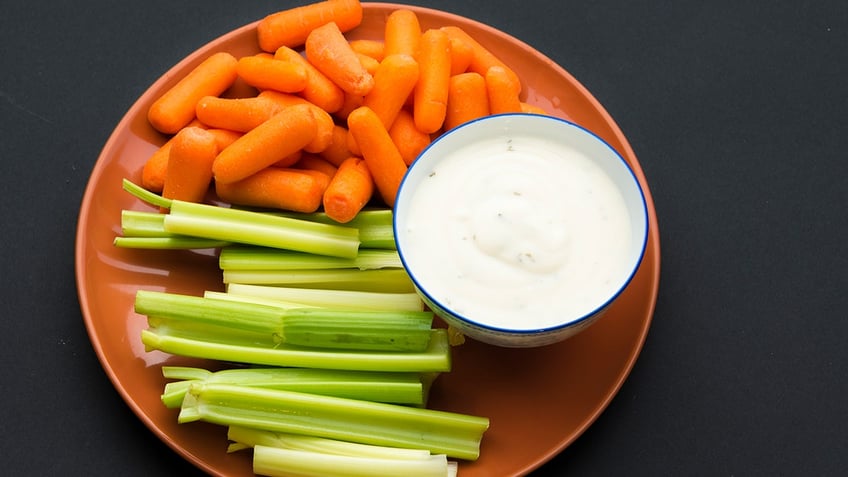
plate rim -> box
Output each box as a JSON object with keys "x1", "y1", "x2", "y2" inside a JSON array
[{"x1": 75, "y1": 4, "x2": 661, "y2": 475}]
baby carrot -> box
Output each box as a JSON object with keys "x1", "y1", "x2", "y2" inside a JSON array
[
  {"x1": 445, "y1": 72, "x2": 490, "y2": 131},
  {"x1": 521, "y1": 102, "x2": 549, "y2": 115},
  {"x1": 273, "y1": 46, "x2": 345, "y2": 113},
  {"x1": 207, "y1": 128, "x2": 243, "y2": 151},
  {"x1": 215, "y1": 167, "x2": 329, "y2": 213},
  {"x1": 318, "y1": 125, "x2": 354, "y2": 166},
  {"x1": 274, "y1": 150, "x2": 303, "y2": 169},
  {"x1": 305, "y1": 21, "x2": 375, "y2": 96},
  {"x1": 323, "y1": 156, "x2": 374, "y2": 223},
  {"x1": 413, "y1": 29, "x2": 451, "y2": 134},
  {"x1": 448, "y1": 35, "x2": 474, "y2": 76},
  {"x1": 349, "y1": 39, "x2": 385, "y2": 61},
  {"x1": 257, "y1": 0, "x2": 364, "y2": 52},
  {"x1": 195, "y1": 95, "x2": 282, "y2": 132},
  {"x1": 356, "y1": 53, "x2": 381, "y2": 76},
  {"x1": 147, "y1": 52, "x2": 238, "y2": 134},
  {"x1": 347, "y1": 106, "x2": 407, "y2": 207},
  {"x1": 236, "y1": 55, "x2": 308, "y2": 93},
  {"x1": 383, "y1": 9, "x2": 421, "y2": 58},
  {"x1": 486, "y1": 65, "x2": 523, "y2": 114},
  {"x1": 295, "y1": 152, "x2": 340, "y2": 178},
  {"x1": 389, "y1": 109, "x2": 431, "y2": 166},
  {"x1": 212, "y1": 104, "x2": 317, "y2": 184},
  {"x1": 363, "y1": 53, "x2": 420, "y2": 130},
  {"x1": 161, "y1": 127, "x2": 218, "y2": 204},
  {"x1": 257, "y1": 90, "x2": 334, "y2": 153},
  {"x1": 141, "y1": 120, "x2": 206, "y2": 193},
  {"x1": 441, "y1": 26, "x2": 521, "y2": 94},
  {"x1": 333, "y1": 92, "x2": 364, "y2": 123}
]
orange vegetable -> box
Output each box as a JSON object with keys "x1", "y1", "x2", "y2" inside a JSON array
[
  {"x1": 323, "y1": 157, "x2": 374, "y2": 223},
  {"x1": 273, "y1": 46, "x2": 345, "y2": 113},
  {"x1": 521, "y1": 102, "x2": 549, "y2": 115},
  {"x1": 294, "y1": 152, "x2": 340, "y2": 178},
  {"x1": 347, "y1": 106, "x2": 408, "y2": 207},
  {"x1": 349, "y1": 39, "x2": 385, "y2": 61},
  {"x1": 363, "y1": 54, "x2": 420, "y2": 129},
  {"x1": 161, "y1": 127, "x2": 218, "y2": 204},
  {"x1": 257, "y1": 90, "x2": 334, "y2": 153},
  {"x1": 441, "y1": 26, "x2": 521, "y2": 94},
  {"x1": 383, "y1": 9, "x2": 421, "y2": 58},
  {"x1": 444, "y1": 72, "x2": 490, "y2": 130},
  {"x1": 389, "y1": 109, "x2": 431, "y2": 166},
  {"x1": 215, "y1": 167, "x2": 329, "y2": 213},
  {"x1": 212, "y1": 104, "x2": 318, "y2": 184},
  {"x1": 447, "y1": 35, "x2": 474, "y2": 76},
  {"x1": 141, "y1": 120, "x2": 206, "y2": 193},
  {"x1": 147, "y1": 52, "x2": 238, "y2": 134},
  {"x1": 236, "y1": 55, "x2": 308, "y2": 93},
  {"x1": 257, "y1": 0, "x2": 364, "y2": 52},
  {"x1": 274, "y1": 150, "x2": 304, "y2": 169},
  {"x1": 485, "y1": 66, "x2": 523, "y2": 114},
  {"x1": 413, "y1": 29, "x2": 451, "y2": 134},
  {"x1": 207, "y1": 128, "x2": 244, "y2": 151},
  {"x1": 305, "y1": 21, "x2": 374, "y2": 96},
  {"x1": 356, "y1": 52, "x2": 381, "y2": 76},
  {"x1": 319, "y1": 125, "x2": 355, "y2": 166},
  {"x1": 195, "y1": 95, "x2": 281, "y2": 132},
  {"x1": 333, "y1": 92, "x2": 365, "y2": 123}
]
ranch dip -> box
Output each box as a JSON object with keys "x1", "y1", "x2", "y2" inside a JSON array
[{"x1": 398, "y1": 134, "x2": 634, "y2": 331}]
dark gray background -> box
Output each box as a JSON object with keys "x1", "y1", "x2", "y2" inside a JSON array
[{"x1": 2, "y1": 0, "x2": 846, "y2": 475}]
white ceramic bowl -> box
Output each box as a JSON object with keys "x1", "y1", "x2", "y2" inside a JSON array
[{"x1": 394, "y1": 113, "x2": 649, "y2": 347}]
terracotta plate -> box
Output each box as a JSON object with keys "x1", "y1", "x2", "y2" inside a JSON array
[{"x1": 75, "y1": 3, "x2": 661, "y2": 476}]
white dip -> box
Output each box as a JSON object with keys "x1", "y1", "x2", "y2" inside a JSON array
[{"x1": 399, "y1": 135, "x2": 634, "y2": 331}]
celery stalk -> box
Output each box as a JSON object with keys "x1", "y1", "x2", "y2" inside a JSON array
[
  {"x1": 113, "y1": 236, "x2": 231, "y2": 249},
  {"x1": 222, "y1": 268, "x2": 415, "y2": 293},
  {"x1": 277, "y1": 209, "x2": 396, "y2": 250},
  {"x1": 178, "y1": 383, "x2": 489, "y2": 460},
  {"x1": 136, "y1": 290, "x2": 434, "y2": 351},
  {"x1": 227, "y1": 426, "x2": 433, "y2": 460},
  {"x1": 164, "y1": 200, "x2": 360, "y2": 258},
  {"x1": 140, "y1": 328, "x2": 452, "y2": 372},
  {"x1": 252, "y1": 445, "x2": 451, "y2": 477},
  {"x1": 218, "y1": 247, "x2": 402, "y2": 271},
  {"x1": 160, "y1": 367, "x2": 428, "y2": 408},
  {"x1": 120, "y1": 210, "x2": 170, "y2": 237},
  {"x1": 225, "y1": 284, "x2": 424, "y2": 312}
]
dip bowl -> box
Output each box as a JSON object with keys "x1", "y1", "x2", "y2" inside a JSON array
[{"x1": 393, "y1": 113, "x2": 649, "y2": 347}]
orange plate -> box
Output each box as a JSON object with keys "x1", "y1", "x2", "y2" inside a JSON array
[{"x1": 75, "y1": 3, "x2": 661, "y2": 476}]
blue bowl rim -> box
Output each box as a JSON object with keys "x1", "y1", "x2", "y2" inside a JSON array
[{"x1": 393, "y1": 112, "x2": 650, "y2": 335}]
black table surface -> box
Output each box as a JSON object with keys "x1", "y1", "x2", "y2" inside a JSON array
[{"x1": 3, "y1": 1, "x2": 847, "y2": 475}]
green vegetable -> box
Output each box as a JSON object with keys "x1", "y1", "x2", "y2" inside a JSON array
[
  {"x1": 160, "y1": 366, "x2": 430, "y2": 408},
  {"x1": 222, "y1": 268, "x2": 415, "y2": 293},
  {"x1": 252, "y1": 445, "x2": 455, "y2": 477},
  {"x1": 178, "y1": 383, "x2": 489, "y2": 460},
  {"x1": 135, "y1": 290, "x2": 434, "y2": 352},
  {"x1": 276, "y1": 209, "x2": 396, "y2": 250},
  {"x1": 141, "y1": 328, "x2": 452, "y2": 373},
  {"x1": 119, "y1": 179, "x2": 360, "y2": 258},
  {"x1": 221, "y1": 284, "x2": 424, "y2": 312},
  {"x1": 218, "y1": 246, "x2": 402, "y2": 271}
]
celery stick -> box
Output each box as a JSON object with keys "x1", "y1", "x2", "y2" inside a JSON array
[
  {"x1": 225, "y1": 284, "x2": 424, "y2": 312},
  {"x1": 123, "y1": 178, "x2": 172, "y2": 209},
  {"x1": 159, "y1": 367, "x2": 427, "y2": 408},
  {"x1": 137, "y1": 290, "x2": 434, "y2": 351},
  {"x1": 252, "y1": 445, "x2": 451, "y2": 477},
  {"x1": 227, "y1": 426, "x2": 433, "y2": 460},
  {"x1": 113, "y1": 236, "x2": 230, "y2": 249},
  {"x1": 121, "y1": 210, "x2": 169, "y2": 237},
  {"x1": 222, "y1": 268, "x2": 415, "y2": 293},
  {"x1": 277, "y1": 209, "x2": 396, "y2": 250},
  {"x1": 178, "y1": 383, "x2": 488, "y2": 460},
  {"x1": 140, "y1": 328, "x2": 452, "y2": 372},
  {"x1": 219, "y1": 247, "x2": 402, "y2": 271},
  {"x1": 164, "y1": 200, "x2": 360, "y2": 258},
  {"x1": 203, "y1": 291, "x2": 319, "y2": 310}
]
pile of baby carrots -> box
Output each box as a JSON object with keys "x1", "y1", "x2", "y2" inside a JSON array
[{"x1": 141, "y1": 0, "x2": 546, "y2": 224}]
